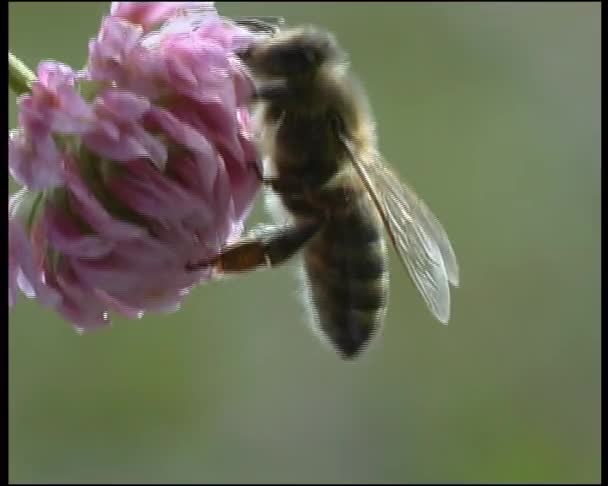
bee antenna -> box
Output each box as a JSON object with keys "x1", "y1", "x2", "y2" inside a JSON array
[{"x1": 232, "y1": 16, "x2": 285, "y2": 35}]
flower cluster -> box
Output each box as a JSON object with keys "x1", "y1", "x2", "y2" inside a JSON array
[{"x1": 8, "y1": 2, "x2": 262, "y2": 330}]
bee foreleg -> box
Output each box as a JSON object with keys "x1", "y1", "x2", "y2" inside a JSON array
[
  {"x1": 186, "y1": 221, "x2": 321, "y2": 273},
  {"x1": 253, "y1": 81, "x2": 292, "y2": 103},
  {"x1": 246, "y1": 161, "x2": 318, "y2": 195},
  {"x1": 246, "y1": 161, "x2": 339, "y2": 197}
]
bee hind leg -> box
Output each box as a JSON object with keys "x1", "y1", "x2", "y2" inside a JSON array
[{"x1": 186, "y1": 220, "x2": 321, "y2": 273}]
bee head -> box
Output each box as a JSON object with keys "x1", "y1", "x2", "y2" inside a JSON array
[{"x1": 238, "y1": 27, "x2": 344, "y2": 78}]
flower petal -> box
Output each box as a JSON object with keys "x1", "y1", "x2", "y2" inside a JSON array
[
  {"x1": 21, "y1": 62, "x2": 96, "y2": 134},
  {"x1": 42, "y1": 203, "x2": 116, "y2": 258},
  {"x1": 8, "y1": 128, "x2": 64, "y2": 190},
  {"x1": 8, "y1": 218, "x2": 62, "y2": 308},
  {"x1": 62, "y1": 156, "x2": 147, "y2": 240},
  {"x1": 108, "y1": 159, "x2": 213, "y2": 222},
  {"x1": 45, "y1": 262, "x2": 110, "y2": 331},
  {"x1": 111, "y1": 2, "x2": 215, "y2": 32}
]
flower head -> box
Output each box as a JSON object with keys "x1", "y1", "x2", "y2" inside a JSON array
[{"x1": 8, "y1": 2, "x2": 263, "y2": 331}]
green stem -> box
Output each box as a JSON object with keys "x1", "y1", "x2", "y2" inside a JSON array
[{"x1": 9, "y1": 52, "x2": 36, "y2": 96}]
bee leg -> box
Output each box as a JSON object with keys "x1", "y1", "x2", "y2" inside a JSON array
[
  {"x1": 245, "y1": 160, "x2": 358, "y2": 215},
  {"x1": 261, "y1": 176, "x2": 307, "y2": 195},
  {"x1": 186, "y1": 220, "x2": 321, "y2": 273},
  {"x1": 253, "y1": 81, "x2": 292, "y2": 103},
  {"x1": 246, "y1": 161, "x2": 308, "y2": 195},
  {"x1": 247, "y1": 160, "x2": 266, "y2": 183}
]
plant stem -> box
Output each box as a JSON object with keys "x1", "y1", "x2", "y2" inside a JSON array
[{"x1": 9, "y1": 52, "x2": 36, "y2": 96}]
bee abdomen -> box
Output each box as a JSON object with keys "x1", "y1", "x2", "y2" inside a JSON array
[{"x1": 303, "y1": 208, "x2": 389, "y2": 359}]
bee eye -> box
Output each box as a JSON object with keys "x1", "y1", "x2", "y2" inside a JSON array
[
  {"x1": 272, "y1": 45, "x2": 319, "y2": 73},
  {"x1": 236, "y1": 46, "x2": 253, "y2": 62},
  {"x1": 303, "y1": 48, "x2": 317, "y2": 64}
]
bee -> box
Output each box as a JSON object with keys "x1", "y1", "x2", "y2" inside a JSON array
[{"x1": 187, "y1": 25, "x2": 460, "y2": 359}]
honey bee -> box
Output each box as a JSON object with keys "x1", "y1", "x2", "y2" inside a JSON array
[{"x1": 187, "y1": 25, "x2": 460, "y2": 359}]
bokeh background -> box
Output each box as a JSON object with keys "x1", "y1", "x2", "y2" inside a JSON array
[{"x1": 8, "y1": 2, "x2": 601, "y2": 483}]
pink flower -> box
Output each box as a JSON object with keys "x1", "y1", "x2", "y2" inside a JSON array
[
  {"x1": 110, "y1": 2, "x2": 214, "y2": 33},
  {"x1": 8, "y1": 2, "x2": 264, "y2": 331}
]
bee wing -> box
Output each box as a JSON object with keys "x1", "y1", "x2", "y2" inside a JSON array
[{"x1": 341, "y1": 138, "x2": 460, "y2": 323}]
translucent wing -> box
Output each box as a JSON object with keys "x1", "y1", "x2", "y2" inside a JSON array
[{"x1": 341, "y1": 138, "x2": 460, "y2": 323}]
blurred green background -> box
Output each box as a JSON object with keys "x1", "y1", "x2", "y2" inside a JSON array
[{"x1": 8, "y1": 2, "x2": 600, "y2": 483}]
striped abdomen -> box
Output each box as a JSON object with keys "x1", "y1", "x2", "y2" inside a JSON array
[{"x1": 302, "y1": 195, "x2": 389, "y2": 358}]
